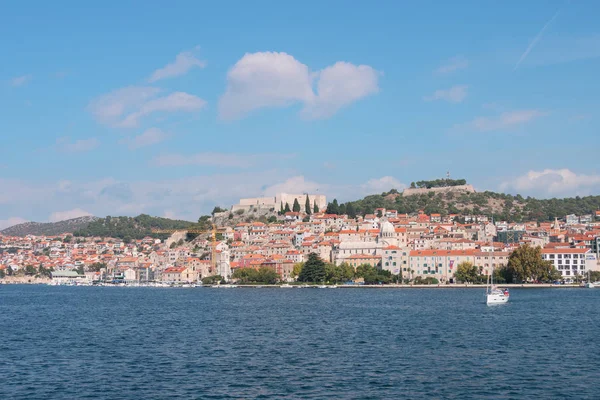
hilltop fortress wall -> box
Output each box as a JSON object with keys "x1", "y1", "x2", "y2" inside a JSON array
[
  {"x1": 232, "y1": 193, "x2": 327, "y2": 212},
  {"x1": 402, "y1": 184, "x2": 476, "y2": 197}
]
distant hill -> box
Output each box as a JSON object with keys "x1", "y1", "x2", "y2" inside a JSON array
[
  {"x1": 1, "y1": 216, "x2": 99, "y2": 237},
  {"x1": 72, "y1": 214, "x2": 200, "y2": 241},
  {"x1": 327, "y1": 190, "x2": 600, "y2": 223}
]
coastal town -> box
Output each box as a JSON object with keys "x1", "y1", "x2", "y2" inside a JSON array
[{"x1": 1, "y1": 189, "x2": 600, "y2": 287}]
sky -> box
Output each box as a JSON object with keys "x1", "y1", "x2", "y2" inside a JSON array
[{"x1": 1, "y1": 0, "x2": 599, "y2": 228}]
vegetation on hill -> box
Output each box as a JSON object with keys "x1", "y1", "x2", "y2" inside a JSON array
[
  {"x1": 410, "y1": 178, "x2": 467, "y2": 189},
  {"x1": 0, "y1": 216, "x2": 98, "y2": 237},
  {"x1": 325, "y1": 189, "x2": 600, "y2": 222},
  {"x1": 73, "y1": 214, "x2": 198, "y2": 241}
]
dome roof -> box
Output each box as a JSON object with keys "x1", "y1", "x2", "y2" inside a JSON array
[{"x1": 380, "y1": 221, "x2": 395, "y2": 235}]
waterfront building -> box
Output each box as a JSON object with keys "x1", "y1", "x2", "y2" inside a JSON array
[{"x1": 541, "y1": 248, "x2": 599, "y2": 280}]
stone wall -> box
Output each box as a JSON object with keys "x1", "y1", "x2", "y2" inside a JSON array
[{"x1": 402, "y1": 184, "x2": 476, "y2": 197}]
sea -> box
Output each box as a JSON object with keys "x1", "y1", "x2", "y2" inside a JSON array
[{"x1": 0, "y1": 285, "x2": 598, "y2": 399}]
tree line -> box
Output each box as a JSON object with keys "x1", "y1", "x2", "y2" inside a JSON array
[
  {"x1": 453, "y1": 244, "x2": 563, "y2": 284},
  {"x1": 323, "y1": 190, "x2": 600, "y2": 223}
]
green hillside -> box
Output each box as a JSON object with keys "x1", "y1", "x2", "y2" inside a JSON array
[
  {"x1": 326, "y1": 190, "x2": 600, "y2": 222},
  {"x1": 72, "y1": 214, "x2": 199, "y2": 241}
]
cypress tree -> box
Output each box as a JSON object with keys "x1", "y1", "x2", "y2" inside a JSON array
[
  {"x1": 313, "y1": 201, "x2": 319, "y2": 213},
  {"x1": 292, "y1": 198, "x2": 301, "y2": 212},
  {"x1": 346, "y1": 203, "x2": 356, "y2": 219},
  {"x1": 305, "y1": 195, "x2": 311, "y2": 215},
  {"x1": 284, "y1": 202, "x2": 291, "y2": 213}
]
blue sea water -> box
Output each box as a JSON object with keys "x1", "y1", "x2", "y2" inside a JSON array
[{"x1": 0, "y1": 285, "x2": 598, "y2": 399}]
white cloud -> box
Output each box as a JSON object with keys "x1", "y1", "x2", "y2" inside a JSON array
[
  {"x1": 263, "y1": 176, "x2": 323, "y2": 196},
  {"x1": 153, "y1": 152, "x2": 293, "y2": 168},
  {"x1": 0, "y1": 217, "x2": 28, "y2": 230},
  {"x1": 48, "y1": 208, "x2": 93, "y2": 222},
  {"x1": 0, "y1": 173, "x2": 410, "y2": 223},
  {"x1": 435, "y1": 56, "x2": 469, "y2": 74},
  {"x1": 361, "y1": 176, "x2": 406, "y2": 194},
  {"x1": 218, "y1": 51, "x2": 379, "y2": 120},
  {"x1": 57, "y1": 137, "x2": 99, "y2": 153},
  {"x1": 118, "y1": 92, "x2": 207, "y2": 128},
  {"x1": 301, "y1": 62, "x2": 379, "y2": 119},
  {"x1": 424, "y1": 85, "x2": 468, "y2": 103},
  {"x1": 262, "y1": 175, "x2": 406, "y2": 202},
  {"x1": 10, "y1": 75, "x2": 32, "y2": 87},
  {"x1": 88, "y1": 86, "x2": 161, "y2": 125},
  {"x1": 218, "y1": 52, "x2": 314, "y2": 120},
  {"x1": 120, "y1": 128, "x2": 169, "y2": 149},
  {"x1": 149, "y1": 48, "x2": 206, "y2": 82},
  {"x1": 456, "y1": 109, "x2": 547, "y2": 132},
  {"x1": 501, "y1": 169, "x2": 600, "y2": 197}
]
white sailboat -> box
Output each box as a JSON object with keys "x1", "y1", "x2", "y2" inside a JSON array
[{"x1": 486, "y1": 220, "x2": 509, "y2": 305}]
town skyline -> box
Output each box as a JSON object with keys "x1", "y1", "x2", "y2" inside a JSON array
[{"x1": 2, "y1": 0, "x2": 600, "y2": 227}]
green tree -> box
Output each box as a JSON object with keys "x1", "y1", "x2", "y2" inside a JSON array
[
  {"x1": 232, "y1": 267, "x2": 279, "y2": 284},
  {"x1": 305, "y1": 195, "x2": 312, "y2": 215},
  {"x1": 284, "y1": 202, "x2": 291, "y2": 213},
  {"x1": 292, "y1": 262, "x2": 304, "y2": 279},
  {"x1": 339, "y1": 262, "x2": 355, "y2": 282},
  {"x1": 0, "y1": 269, "x2": 5, "y2": 279},
  {"x1": 202, "y1": 275, "x2": 223, "y2": 285},
  {"x1": 505, "y1": 244, "x2": 556, "y2": 283},
  {"x1": 346, "y1": 203, "x2": 357, "y2": 219},
  {"x1": 267, "y1": 215, "x2": 277, "y2": 223},
  {"x1": 298, "y1": 253, "x2": 326, "y2": 283},
  {"x1": 454, "y1": 261, "x2": 480, "y2": 283},
  {"x1": 24, "y1": 265, "x2": 37, "y2": 276},
  {"x1": 88, "y1": 262, "x2": 106, "y2": 272},
  {"x1": 313, "y1": 201, "x2": 319, "y2": 213},
  {"x1": 327, "y1": 199, "x2": 340, "y2": 214},
  {"x1": 212, "y1": 206, "x2": 226, "y2": 214},
  {"x1": 292, "y1": 198, "x2": 301, "y2": 212},
  {"x1": 38, "y1": 265, "x2": 53, "y2": 278},
  {"x1": 75, "y1": 265, "x2": 85, "y2": 275}
]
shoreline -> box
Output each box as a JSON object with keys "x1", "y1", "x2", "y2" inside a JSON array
[{"x1": 1, "y1": 281, "x2": 590, "y2": 289}]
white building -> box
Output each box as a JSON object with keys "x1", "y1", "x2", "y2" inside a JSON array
[{"x1": 541, "y1": 248, "x2": 599, "y2": 281}]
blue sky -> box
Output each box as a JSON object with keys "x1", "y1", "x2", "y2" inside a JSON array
[{"x1": 1, "y1": 0, "x2": 599, "y2": 227}]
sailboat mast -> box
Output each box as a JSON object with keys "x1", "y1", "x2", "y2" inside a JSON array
[{"x1": 490, "y1": 216, "x2": 494, "y2": 292}]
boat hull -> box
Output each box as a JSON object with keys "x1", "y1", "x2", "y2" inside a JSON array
[{"x1": 487, "y1": 293, "x2": 509, "y2": 305}]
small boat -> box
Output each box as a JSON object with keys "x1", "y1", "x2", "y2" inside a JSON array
[
  {"x1": 486, "y1": 218, "x2": 509, "y2": 305},
  {"x1": 280, "y1": 284, "x2": 294, "y2": 288},
  {"x1": 487, "y1": 286, "x2": 510, "y2": 305},
  {"x1": 583, "y1": 271, "x2": 595, "y2": 288}
]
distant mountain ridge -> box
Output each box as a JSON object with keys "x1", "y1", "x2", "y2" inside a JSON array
[{"x1": 1, "y1": 216, "x2": 99, "y2": 237}]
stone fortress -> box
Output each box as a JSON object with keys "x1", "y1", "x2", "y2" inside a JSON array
[
  {"x1": 232, "y1": 193, "x2": 327, "y2": 213},
  {"x1": 402, "y1": 184, "x2": 475, "y2": 197}
]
